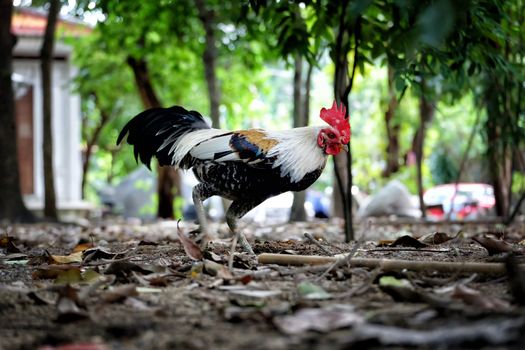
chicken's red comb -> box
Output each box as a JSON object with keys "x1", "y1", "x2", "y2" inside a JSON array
[{"x1": 320, "y1": 100, "x2": 350, "y2": 143}]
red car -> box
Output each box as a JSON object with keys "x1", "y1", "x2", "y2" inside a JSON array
[{"x1": 424, "y1": 183, "x2": 495, "y2": 220}]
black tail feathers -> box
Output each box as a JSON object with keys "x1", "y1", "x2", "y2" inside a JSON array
[{"x1": 117, "y1": 106, "x2": 210, "y2": 168}]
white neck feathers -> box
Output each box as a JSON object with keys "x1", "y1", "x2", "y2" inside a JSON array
[{"x1": 266, "y1": 126, "x2": 327, "y2": 182}]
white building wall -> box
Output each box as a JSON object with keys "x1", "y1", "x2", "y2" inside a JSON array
[{"x1": 13, "y1": 37, "x2": 84, "y2": 209}]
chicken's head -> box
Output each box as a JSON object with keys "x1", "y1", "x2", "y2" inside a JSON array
[{"x1": 317, "y1": 101, "x2": 350, "y2": 155}]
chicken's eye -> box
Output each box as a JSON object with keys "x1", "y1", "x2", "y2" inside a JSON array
[{"x1": 328, "y1": 133, "x2": 335, "y2": 139}]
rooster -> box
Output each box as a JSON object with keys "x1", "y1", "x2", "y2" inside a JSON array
[{"x1": 117, "y1": 101, "x2": 350, "y2": 254}]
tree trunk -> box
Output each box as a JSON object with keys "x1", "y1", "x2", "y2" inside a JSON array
[
  {"x1": 332, "y1": 1, "x2": 358, "y2": 242},
  {"x1": 332, "y1": 49, "x2": 349, "y2": 222},
  {"x1": 446, "y1": 110, "x2": 481, "y2": 220},
  {"x1": 484, "y1": 76, "x2": 512, "y2": 219},
  {"x1": 290, "y1": 54, "x2": 307, "y2": 222},
  {"x1": 489, "y1": 143, "x2": 512, "y2": 218},
  {"x1": 506, "y1": 190, "x2": 525, "y2": 225},
  {"x1": 486, "y1": 115, "x2": 512, "y2": 218},
  {"x1": 382, "y1": 66, "x2": 400, "y2": 177},
  {"x1": 196, "y1": 0, "x2": 221, "y2": 128},
  {"x1": 127, "y1": 57, "x2": 162, "y2": 108},
  {"x1": 41, "y1": 0, "x2": 60, "y2": 220},
  {"x1": 127, "y1": 56, "x2": 181, "y2": 219},
  {"x1": 0, "y1": 0, "x2": 33, "y2": 222},
  {"x1": 81, "y1": 94, "x2": 112, "y2": 197},
  {"x1": 303, "y1": 62, "x2": 313, "y2": 127},
  {"x1": 412, "y1": 92, "x2": 435, "y2": 219}
]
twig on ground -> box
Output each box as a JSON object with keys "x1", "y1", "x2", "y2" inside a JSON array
[
  {"x1": 333, "y1": 268, "x2": 381, "y2": 299},
  {"x1": 258, "y1": 253, "x2": 513, "y2": 275},
  {"x1": 364, "y1": 248, "x2": 451, "y2": 253},
  {"x1": 314, "y1": 240, "x2": 363, "y2": 282},
  {"x1": 304, "y1": 232, "x2": 334, "y2": 256}
]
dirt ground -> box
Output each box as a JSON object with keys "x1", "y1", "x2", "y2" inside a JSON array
[{"x1": 1, "y1": 219, "x2": 525, "y2": 350}]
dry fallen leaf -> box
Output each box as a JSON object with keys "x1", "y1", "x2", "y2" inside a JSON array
[
  {"x1": 138, "y1": 240, "x2": 158, "y2": 246},
  {"x1": 72, "y1": 242, "x2": 95, "y2": 253},
  {"x1": 55, "y1": 268, "x2": 83, "y2": 284},
  {"x1": 420, "y1": 232, "x2": 454, "y2": 245},
  {"x1": 2, "y1": 253, "x2": 28, "y2": 262},
  {"x1": 452, "y1": 284, "x2": 509, "y2": 310},
  {"x1": 102, "y1": 284, "x2": 138, "y2": 303},
  {"x1": 378, "y1": 276, "x2": 448, "y2": 307},
  {"x1": 378, "y1": 239, "x2": 395, "y2": 247},
  {"x1": 472, "y1": 236, "x2": 514, "y2": 255},
  {"x1": 389, "y1": 235, "x2": 429, "y2": 248},
  {"x1": 33, "y1": 265, "x2": 81, "y2": 280},
  {"x1": 55, "y1": 297, "x2": 90, "y2": 323},
  {"x1": 55, "y1": 285, "x2": 90, "y2": 323},
  {"x1": 49, "y1": 251, "x2": 84, "y2": 264},
  {"x1": 273, "y1": 305, "x2": 363, "y2": 335},
  {"x1": 0, "y1": 235, "x2": 23, "y2": 253},
  {"x1": 104, "y1": 261, "x2": 154, "y2": 278},
  {"x1": 204, "y1": 259, "x2": 233, "y2": 279},
  {"x1": 177, "y1": 223, "x2": 203, "y2": 261},
  {"x1": 82, "y1": 247, "x2": 128, "y2": 262}
]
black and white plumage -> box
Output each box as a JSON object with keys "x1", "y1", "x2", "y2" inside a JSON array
[{"x1": 117, "y1": 104, "x2": 350, "y2": 253}]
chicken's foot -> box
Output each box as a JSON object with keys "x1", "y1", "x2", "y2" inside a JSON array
[{"x1": 226, "y1": 199, "x2": 265, "y2": 257}]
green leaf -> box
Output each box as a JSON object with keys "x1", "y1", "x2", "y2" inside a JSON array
[
  {"x1": 297, "y1": 281, "x2": 331, "y2": 300},
  {"x1": 146, "y1": 31, "x2": 161, "y2": 44},
  {"x1": 378, "y1": 276, "x2": 411, "y2": 288}
]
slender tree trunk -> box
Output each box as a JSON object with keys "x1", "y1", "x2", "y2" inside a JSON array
[
  {"x1": 0, "y1": 0, "x2": 33, "y2": 222},
  {"x1": 290, "y1": 55, "x2": 307, "y2": 222},
  {"x1": 41, "y1": 0, "x2": 60, "y2": 220},
  {"x1": 127, "y1": 56, "x2": 181, "y2": 219},
  {"x1": 332, "y1": 53, "x2": 349, "y2": 220},
  {"x1": 412, "y1": 92, "x2": 434, "y2": 219},
  {"x1": 195, "y1": 0, "x2": 230, "y2": 217},
  {"x1": 195, "y1": 0, "x2": 221, "y2": 128},
  {"x1": 446, "y1": 110, "x2": 481, "y2": 220},
  {"x1": 506, "y1": 191, "x2": 525, "y2": 225},
  {"x1": 290, "y1": 61, "x2": 315, "y2": 221},
  {"x1": 490, "y1": 146, "x2": 512, "y2": 218},
  {"x1": 303, "y1": 62, "x2": 313, "y2": 127},
  {"x1": 383, "y1": 66, "x2": 400, "y2": 177},
  {"x1": 81, "y1": 94, "x2": 112, "y2": 197},
  {"x1": 332, "y1": 2, "x2": 358, "y2": 242},
  {"x1": 127, "y1": 57, "x2": 162, "y2": 108},
  {"x1": 484, "y1": 76, "x2": 512, "y2": 218},
  {"x1": 487, "y1": 124, "x2": 512, "y2": 218},
  {"x1": 107, "y1": 147, "x2": 118, "y2": 184}
]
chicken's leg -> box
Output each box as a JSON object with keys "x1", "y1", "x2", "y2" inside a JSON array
[
  {"x1": 226, "y1": 199, "x2": 265, "y2": 255},
  {"x1": 192, "y1": 183, "x2": 216, "y2": 248}
]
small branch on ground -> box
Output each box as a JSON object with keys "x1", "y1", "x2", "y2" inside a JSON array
[
  {"x1": 304, "y1": 232, "x2": 334, "y2": 256},
  {"x1": 258, "y1": 253, "x2": 513, "y2": 275},
  {"x1": 315, "y1": 240, "x2": 363, "y2": 282},
  {"x1": 364, "y1": 248, "x2": 451, "y2": 253}
]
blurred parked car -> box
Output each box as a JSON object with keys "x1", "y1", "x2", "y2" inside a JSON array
[{"x1": 424, "y1": 183, "x2": 495, "y2": 220}]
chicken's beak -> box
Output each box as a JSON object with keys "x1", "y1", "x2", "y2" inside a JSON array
[{"x1": 341, "y1": 144, "x2": 349, "y2": 152}]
